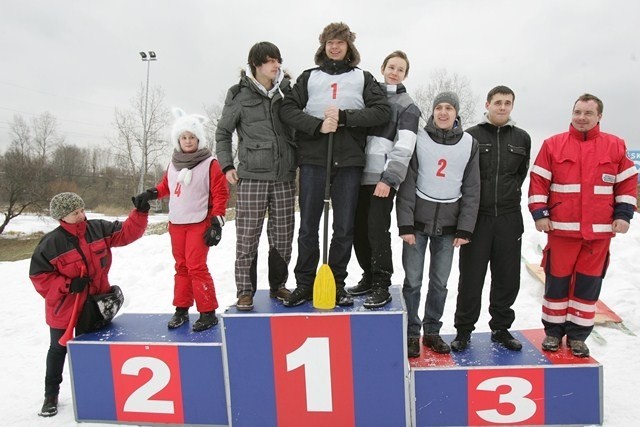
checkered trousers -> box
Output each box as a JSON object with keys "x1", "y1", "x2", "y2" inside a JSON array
[{"x1": 235, "y1": 179, "x2": 296, "y2": 295}]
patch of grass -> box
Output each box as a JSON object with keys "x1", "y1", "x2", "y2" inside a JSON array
[{"x1": 0, "y1": 233, "x2": 44, "y2": 262}]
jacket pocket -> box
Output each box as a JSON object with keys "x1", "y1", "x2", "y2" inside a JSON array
[
  {"x1": 242, "y1": 140, "x2": 274, "y2": 172},
  {"x1": 240, "y1": 98, "x2": 266, "y2": 122}
]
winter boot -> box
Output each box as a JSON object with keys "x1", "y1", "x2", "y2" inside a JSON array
[
  {"x1": 407, "y1": 337, "x2": 421, "y2": 358},
  {"x1": 347, "y1": 276, "x2": 372, "y2": 296},
  {"x1": 491, "y1": 329, "x2": 522, "y2": 351},
  {"x1": 541, "y1": 335, "x2": 561, "y2": 352},
  {"x1": 236, "y1": 295, "x2": 254, "y2": 311},
  {"x1": 363, "y1": 287, "x2": 392, "y2": 309},
  {"x1": 283, "y1": 286, "x2": 313, "y2": 307},
  {"x1": 269, "y1": 287, "x2": 291, "y2": 301},
  {"x1": 167, "y1": 308, "x2": 189, "y2": 329},
  {"x1": 39, "y1": 395, "x2": 58, "y2": 417},
  {"x1": 192, "y1": 311, "x2": 218, "y2": 332},
  {"x1": 336, "y1": 287, "x2": 354, "y2": 307},
  {"x1": 451, "y1": 330, "x2": 471, "y2": 352},
  {"x1": 423, "y1": 333, "x2": 451, "y2": 354},
  {"x1": 568, "y1": 339, "x2": 590, "y2": 357}
]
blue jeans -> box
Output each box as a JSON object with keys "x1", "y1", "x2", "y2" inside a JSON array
[
  {"x1": 294, "y1": 165, "x2": 362, "y2": 288},
  {"x1": 402, "y1": 231, "x2": 455, "y2": 337}
]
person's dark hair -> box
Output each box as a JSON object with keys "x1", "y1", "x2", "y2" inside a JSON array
[
  {"x1": 487, "y1": 85, "x2": 515, "y2": 103},
  {"x1": 247, "y1": 41, "x2": 282, "y2": 76},
  {"x1": 381, "y1": 50, "x2": 410, "y2": 77},
  {"x1": 574, "y1": 93, "x2": 603, "y2": 115}
]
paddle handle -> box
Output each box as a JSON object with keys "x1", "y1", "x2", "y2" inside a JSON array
[{"x1": 322, "y1": 133, "x2": 334, "y2": 264}]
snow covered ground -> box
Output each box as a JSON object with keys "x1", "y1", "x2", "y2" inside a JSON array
[{"x1": 1, "y1": 207, "x2": 639, "y2": 426}]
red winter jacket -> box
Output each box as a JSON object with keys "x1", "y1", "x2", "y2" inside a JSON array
[
  {"x1": 29, "y1": 209, "x2": 148, "y2": 329},
  {"x1": 528, "y1": 124, "x2": 637, "y2": 240}
]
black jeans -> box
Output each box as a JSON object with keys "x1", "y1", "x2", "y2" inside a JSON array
[
  {"x1": 455, "y1": 212, "x2": 524, "y2": 332},
  {"x1": 294, "y1": 165, "x2": 362, "y2": 288},
  {"x1": 353, "y1": 185, "x2": 395, "y2": 287},
  {"x1": 45, "y1": 328, "x2": 67, "y2": 397}
]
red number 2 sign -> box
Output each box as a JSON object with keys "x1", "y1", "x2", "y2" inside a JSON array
[{"x1": 436, "y1": 158, "x2": 447, "y2": 177}]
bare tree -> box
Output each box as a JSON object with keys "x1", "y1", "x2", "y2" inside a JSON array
[
  {"x1": 51, "y1": 143, "x2": 88, "y2": 181},
  {"x1": 204, "y1": 92, "x2": 237, "y2": 160},
  {"x1": 413, "y1": 68, "x2": 479, "y2": 128},
  {"x1": 32, "y1": 111, "x2": 63, "y2": 161},
  {"x1": 8, "y1": 114, "x2": 32, "y2": 157},
  {"x1": 111, "y1": 84, "x2": 170, "y2": 193}
]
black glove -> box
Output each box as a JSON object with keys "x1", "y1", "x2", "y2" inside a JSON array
[
  {"x1": 70, "y1": 277, "x2": 90, "y2": 293},
  {"x1": 132, "y1": 188, "x2": 158, "y2": 213},
  {"x1": 203, "y1": 216, "x2": 223, "y2": 246}
]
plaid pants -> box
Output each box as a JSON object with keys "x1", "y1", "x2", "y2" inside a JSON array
[{"x1": 235, "y1": 179, "x2": 296, "y2": 296}]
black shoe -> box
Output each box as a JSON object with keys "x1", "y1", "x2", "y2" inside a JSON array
[
  {"x1": 407, "y1": 337, "x2": 421, "y2": 358},
  {"x1": 568, "y1": 339, "x2": 590, "y2": 357},
  {"x1": 363, "y1": 287, "x2": 392, "y2": 309},
  {"x1": 39, "y1": 395, "x2": 58, "y2": 417},
  {"x1": 347, "y1": 277, "x2": 372, "y2": 296},
  {"x1": 336, "y1": 288, "x2": 354, "y2": 307},
  {"x1": 423, "y1": 333, "x2": 451, "y2": 354},
  {"x1": 283, "y1": 287, "x2": 313, "y2": 307},
  {"x1": 167, "y1": 308, "x2": 189, "y2": 329},
  {"x1": 192, "y1": 311, "x2": 218, "y2": 332},
  {"x1": 491, "y1": 329, "x2": 523, "y2": 351},
  {"x1": 451, "y1": 330, "x2": 471, "y2": 352},
  {"x1": 541, "y1": 335, "x2": 561, "y2": 352}
]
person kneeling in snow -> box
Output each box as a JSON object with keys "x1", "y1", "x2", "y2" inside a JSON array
[
  {"x1": 133, "y1": 108, "x2": 229, "y2": 333},
  {"x1": 30, "y1": 192, "x2": 149, "y2": 417}
]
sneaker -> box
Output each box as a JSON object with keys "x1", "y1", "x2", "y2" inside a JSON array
[
  {"x1": 192, "y1": 311, "x2": 218, "y2": 332},
  {"x1": 347, "y1": 277, "x2": 372, "y2": 296},
  {"x1": 541, "y1": 335, "x2": 561, "y2": 352},
  {"x1": 167, "y1": 308, "x2": 189, "y2": 329},
  {"x1": 363, "y1": 287, "x2": 392, "y2": 309},
  {"x1": 491, "y1": 329, "x2": 523, "y2": 351},
  {"x1": 237, "y1": 294, "x2": 254, "y2": 311},
  {"x1": 568, "y1": 339, "x2": 590, "y2": 357},
  {"x1": 407, "y1": 337, "x2": 421, "y2": 358},
  {"x1": 38, "y1": 395, "x2": 58, "y2": 417},
  {"x1": 336, "y1": 288, "x2": 354, "y2": 307},
  {"x1": 451, "y1": 330, "x2": 471, "y2": 352},
  {"x1": 422, "y1": 333, "x2": 451, "y2": 354},
  {"x1": 283, "y1": 287, "x2": 313, "y2": 307},
  {"x1": 269, "y1": 287, "x2": 291, "y2": 301}
]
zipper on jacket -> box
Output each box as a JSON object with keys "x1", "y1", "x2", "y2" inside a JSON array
[
  {"x1": 432, "y1": 204, "x2": 441, "y2": 235},
  {"x1": 494, "y1": 127, "x2": 501, "y2": 216},
  {"x1": 54, "y1": 294, "x2": 67, "y2": 315}
]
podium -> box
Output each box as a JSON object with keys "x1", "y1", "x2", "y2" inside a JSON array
[
  {"x1": 222, "y1": 286, "x2": 409, "y2": 427},
  {"x1": 409, "y1": 329, "x2": 603, "y2": 426},
  {"x1": 68, "y1": 313, "x2": 228, "y2": 426}
]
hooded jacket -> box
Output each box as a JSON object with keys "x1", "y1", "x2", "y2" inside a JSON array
[
  {"x1": 279, "y1": 60, "x2": 390, "y2": 168},
  {"x1": 396, "y1": 116, "x2": 480, "y2": 239},
  {"x1": 362, "y1": 83, "x2": 420, "y2": 188},
  {"x1": 466, "y1": 114, "x2": 531, "y2": 216},
  {"x1": 29, "y1": 210, "x2": 148, "y2": 329},
  {"x1": 216, "y1": 68, "x2": 297, "y2": 182}
]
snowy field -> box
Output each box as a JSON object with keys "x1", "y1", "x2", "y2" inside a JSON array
[{"x1": 1, "y1": 206, "x2": 639, "y2": 426}]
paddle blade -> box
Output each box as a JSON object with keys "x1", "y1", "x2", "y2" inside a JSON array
[{"x1": 313, "y1": 264, "x2": 336, "y2": 309}]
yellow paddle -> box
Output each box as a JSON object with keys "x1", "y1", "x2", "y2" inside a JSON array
[{"x1": 313, "y1": 133, "x2": 336, "y2": 309}]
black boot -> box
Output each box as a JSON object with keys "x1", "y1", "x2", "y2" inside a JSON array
[
  {"x1": 363, "y1": 287, "x2": 392, "y2": 309},
  {"x1": 167, "y1": 308, "x2": 189, "y2": 329},
  {"x1": 39, "y1": 395, "x2": 58, "y2": 417},
  {"x1": 192, "y1": 311, "x2": 218, "y2": 332}
]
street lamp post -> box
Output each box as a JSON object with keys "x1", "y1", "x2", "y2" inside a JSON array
[{"x1": 138, "y1": 51, "x2": 157, "y2": 194}]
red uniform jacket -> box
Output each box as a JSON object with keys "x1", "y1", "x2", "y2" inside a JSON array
[
  {"x1": 29, "y1": 209, "x2": 148, "y2": 329},
  {"x1": 528, "y1": 124, "x2": 637, "y2": 240}
]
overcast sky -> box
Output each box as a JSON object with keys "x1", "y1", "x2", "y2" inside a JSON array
[{"x1": 1, "y1": 0, "x2": 639, "y2": 156}]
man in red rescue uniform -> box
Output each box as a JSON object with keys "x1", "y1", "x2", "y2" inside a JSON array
[{"x1": 528, "y1": 93, "x2": 637, "y2": 357}]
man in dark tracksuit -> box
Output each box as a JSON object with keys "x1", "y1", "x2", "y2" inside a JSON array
[
  {"x1": 452, "y1": 86, "x2": 531, "y2": 351},
  {"x1": 279, "y1": 22, "x2": 390, "y2": 307}
]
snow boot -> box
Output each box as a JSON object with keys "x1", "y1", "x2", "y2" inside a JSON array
[
  {"x1": 192, "y1": 311, "x2": 218, "y2": 332},
  {"x1": 39, "y1": 395, "x2": 58, "y2": 417},
  {"x1": 363, "y1": 287, "x2": 392, "y2": 309},
  {"x1": 167, "y1": 308, "x2": 189, "y2": 329},
  {"x1": 568, "y1": 339, "x2": 590, "y2": 357},
  {"x1": 541, "y1": 335, "x2": 561, "y2": 352},
  {"x1": 423, "y1": 333, "x2": 451, "y2": 354},
  {"x1": 491, "y1": 329, "x2": 522, "y2": 351},
  {"x1": 451, "y1": 330, "x2": 471, "y2": 352},
  {"x1": 236, "y1": 295, "x2": 254, "y2": 311},
  {"x1": 336, "y1": 287, "x2": 354, "y2": 307},
  {"x1": 407, "y1": 337, "x2": 421, "y2": 358}
]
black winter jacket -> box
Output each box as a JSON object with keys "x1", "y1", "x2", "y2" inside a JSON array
[
  {"x1": 279, "y1": 60, "x2": 390, "y2": 168},
  {"x1": 466, "y1": 117, "x2": 531, "y2": 216}
]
